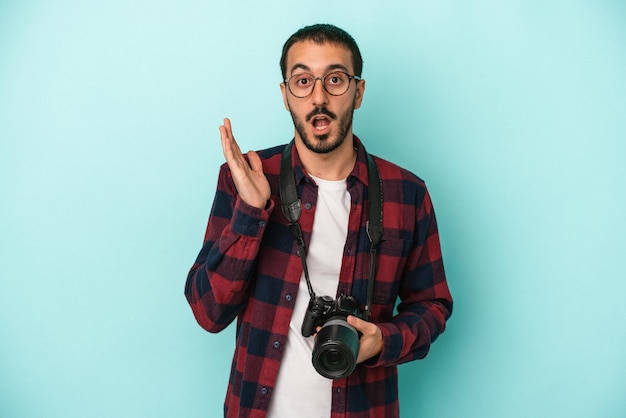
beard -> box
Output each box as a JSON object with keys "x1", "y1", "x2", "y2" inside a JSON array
[{"x1": 289, "y1": 100, "x2": 356, "y2": 154}]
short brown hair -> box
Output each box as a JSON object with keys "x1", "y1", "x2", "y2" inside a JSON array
[{"x1": 280, "y1": 24, "x2": 363, "y2": 80}]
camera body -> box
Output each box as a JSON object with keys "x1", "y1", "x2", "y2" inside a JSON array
[
  {"x1": 301, "y1": 294, "x2": 363, "y2": 337},
  {"x1": 301, "y1": 294, "x2": 365, "y2": 379}
]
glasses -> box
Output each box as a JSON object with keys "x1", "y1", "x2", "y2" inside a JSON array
[{"x1": 285, "y1": 71, "x2": 361, "y2": 98}]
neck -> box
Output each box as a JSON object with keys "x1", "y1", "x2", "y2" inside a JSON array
[{"x1": 294, "y1": 134, "x2": 357, "y2": 180}]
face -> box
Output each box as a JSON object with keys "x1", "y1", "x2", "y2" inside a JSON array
[{"x1": 280, "y1": 40, "x2": 365, "y2": 154}]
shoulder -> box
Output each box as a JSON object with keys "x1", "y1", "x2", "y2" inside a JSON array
[
  {"x1": 367, "y1": 153, "x2": 432, "y2": 210},
  {"x1": 355, "y1": 135, "x2": 425, "y2": 189},
  {"x1": 257, "y1": 143, "x2": 287, "y2": 160},
  {"x1": 367, "y1": 155, "x2": 437, "y2": 233},
  {"x1": 218, "y1": 143, "x2": 287, "y2": 175},
  {"x1": 369, "y1": 153, "x2": 427, "y2": 190},
  {"x1": 257, "y1": 143, "x2": 288, "y2": 178}
]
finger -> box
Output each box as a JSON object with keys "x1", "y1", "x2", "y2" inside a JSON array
[
  {"x1": 219, "y1": 118, "x2": 232, "y2": 139},
  {"x1": 220, "y1": 119, "x2": 243, "y2": 161},
  {"x1": 220, "y1": 118, "x2": 233, "y2": 145},
  {"x1": 247, "y1": 150, "x2": 263, "y2": 173},
  {"x1": 220, "y1": 129, "x2": 235, "y2": 161},
  {"x1": 347, "y1": 315, "x2": 364, "y2": 330},
  {"x1": 348, "y1": 315, "x2": 375, "y2": 335},
  {"x1": 219, "y1": 119, "x2": 231, "y2": 153},
  {"x1": 220, "y1": 117, "x2": 233, "y2": 136},
  {"x1": 223, "y1": 118, "x2": 238, "y2": 147}
]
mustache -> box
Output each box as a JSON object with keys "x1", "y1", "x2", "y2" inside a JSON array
[{"x1": 306, "y1": 107, "x2": 337, "y2": 122}]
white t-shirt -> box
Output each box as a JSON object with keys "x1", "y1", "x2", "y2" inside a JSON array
[{"x1": 267, "y1": 175, "x2": 351, "y2": 418}]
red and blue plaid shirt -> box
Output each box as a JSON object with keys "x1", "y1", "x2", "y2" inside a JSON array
[{"x1": 185, "y1": 137, "x2": 453, "y2": 418}]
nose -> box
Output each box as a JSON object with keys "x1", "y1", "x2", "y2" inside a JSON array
[{"x1": 311, "y1": 78, "x2": 329, "y2": 106}]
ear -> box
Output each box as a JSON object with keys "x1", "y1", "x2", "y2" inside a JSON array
[
  {"x1": 353, "y1": 79, "x2": 366, "y2": 110},
  {"x1": 280, "y1": 82, "x2": 290, "y2": 111}
]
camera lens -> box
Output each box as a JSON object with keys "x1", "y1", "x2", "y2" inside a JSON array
[
  {"x1": 312, "y1": 317, "x2": 360, "y2": 379},
  {"x1": 318, "y1": 346, "x2": 351, "y2": 375},
  {"x1": 325, "y1": 350, "x2": 343, "y2": 367}
]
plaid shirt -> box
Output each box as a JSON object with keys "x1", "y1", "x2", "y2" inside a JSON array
[{"x1": 185, "y1": 136, "x2": 453, "y2": 418}]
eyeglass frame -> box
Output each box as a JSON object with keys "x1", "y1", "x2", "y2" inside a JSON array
[{"x1": 284, "y1": 71, "x2": 362, "y2": 98}]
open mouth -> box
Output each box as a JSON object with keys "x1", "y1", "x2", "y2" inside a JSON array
[{"x1": 312, "y1": 116, "x2": 331, "y2": 132}]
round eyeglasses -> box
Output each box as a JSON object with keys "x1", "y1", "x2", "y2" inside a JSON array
[{"x1": 285, "y1": 71, "x2": 361, "y2": 98}]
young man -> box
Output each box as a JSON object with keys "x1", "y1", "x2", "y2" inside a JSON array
[{"x1": 185, "y1": 24, "x2": 453, "y2": 418}]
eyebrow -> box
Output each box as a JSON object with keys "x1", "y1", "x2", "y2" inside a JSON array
[{"x1": 289, "y1": 63, "x2": 350, "y2": 75}]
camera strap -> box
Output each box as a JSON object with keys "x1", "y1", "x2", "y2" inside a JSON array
[{"x1": 279, "y1": 141, "x2": 383, "y2": 320}]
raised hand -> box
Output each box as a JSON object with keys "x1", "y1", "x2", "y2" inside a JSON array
[{"x1": 219, "y1": 118, "x2": 271, "y2": 209}]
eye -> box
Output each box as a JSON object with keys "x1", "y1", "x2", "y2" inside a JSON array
[
  {"x1": 325, "y1": 72, "x2": 346, "y2": 86},
  {"x1": 293, "y1": 74, "x2": 313, "y2": 87}
]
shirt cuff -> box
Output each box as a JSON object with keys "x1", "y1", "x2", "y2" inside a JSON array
[
  {"x1": 230, "y1": 197, "x2": 273, "y2": 237},
  {"x1": 362, "y1": 322, "x2": 403, "y2": 368}
]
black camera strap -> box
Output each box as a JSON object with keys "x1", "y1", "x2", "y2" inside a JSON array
[{"x1": 279, "y1": 141, "x2": 383, "y2": 320}]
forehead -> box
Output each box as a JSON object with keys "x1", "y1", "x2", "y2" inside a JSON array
[{"x1": 285, "y1": 40, "x2": 354, "y2": 75}]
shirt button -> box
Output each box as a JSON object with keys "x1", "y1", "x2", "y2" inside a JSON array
[
  {"x1": 285, "y1": 294, "x2": 293, "y2": 302},
  {"x1": 273, "y1": 341, "x2": 281, "y2": 349},
  {"x1": 259, "y1": 221, "x2": 266, "y2": 227},
  {"x1": 261, "y1": 387, "x2": 268, "y2": 395},
  {"x1": 304, "y1": 202, "x2": 312, "y2": 210}
]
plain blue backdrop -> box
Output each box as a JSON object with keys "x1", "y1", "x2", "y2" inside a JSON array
[{"x1": 1, "y1": 1, "x2": 625, "y2": 417}]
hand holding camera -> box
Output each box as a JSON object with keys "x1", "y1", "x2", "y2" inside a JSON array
[{"x1": 301, "y1": 294, "x2": 366, "y2": 379}]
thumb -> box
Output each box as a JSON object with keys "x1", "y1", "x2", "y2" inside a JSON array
[
  {"x1": 347, "y1": 315, "x2": 367, "y2": 332},
  {"x1": 247, "y1": 150, "x2": 263, "y2": 173}
]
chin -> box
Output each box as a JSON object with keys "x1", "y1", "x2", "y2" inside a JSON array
[
  {"x1": 303, "y1": 134, "x2": 344, "y2": 154},
  {"x1": 313, "y1": 133, "x2": 330, "y2": 142}
]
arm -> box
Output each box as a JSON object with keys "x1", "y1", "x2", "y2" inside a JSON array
[
  {"x1": 184, "y1": 119, "x2": 272, "y2": 333},
  {"x1": 355, "y1": 188, "x2": 453, "y2": 366}
]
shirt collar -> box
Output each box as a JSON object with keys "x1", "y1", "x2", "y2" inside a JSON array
[{"x1": 290, "y1": 135, "x2": 370, "y2": 187}]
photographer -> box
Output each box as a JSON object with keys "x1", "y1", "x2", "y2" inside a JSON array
[{"x1": 185, "y1": 24, "x2": 453, "y2": 418}]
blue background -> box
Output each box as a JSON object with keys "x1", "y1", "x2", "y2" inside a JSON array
[{"x1": 1, "y1": 1, "x2": 625, "y2": 417}]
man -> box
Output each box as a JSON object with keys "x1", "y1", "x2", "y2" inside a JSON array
[{"x1": 185, "y1": 24, "x2": 453, "y2": 418}]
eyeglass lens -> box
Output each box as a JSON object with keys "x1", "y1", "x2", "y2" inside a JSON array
[{"x1": 287, "y1": 72, "x2": 354, "y2": 98}]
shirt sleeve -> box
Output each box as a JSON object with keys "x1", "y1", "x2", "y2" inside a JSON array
[
  {"x1": 184, "y1": 163, "x2": 274, "y2": 333},
  {"x1": 367, "y1": 187, "x2": 453, "y2": 367}
]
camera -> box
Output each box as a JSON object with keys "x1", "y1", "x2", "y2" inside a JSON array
[{"x1": 301, "y1": 294, "x2": 364, "y2": 379}]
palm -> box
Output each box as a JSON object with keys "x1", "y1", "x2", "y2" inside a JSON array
[{"x1": 220, "y1": 118, "x2": 271, "y2": 209}]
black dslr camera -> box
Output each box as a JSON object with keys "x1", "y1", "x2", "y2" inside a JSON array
[{"x1": 301, "y1": 294, "x2": 365, "y2": 379}]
